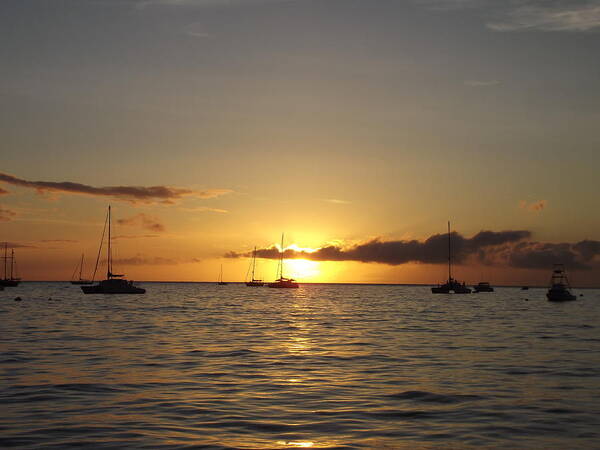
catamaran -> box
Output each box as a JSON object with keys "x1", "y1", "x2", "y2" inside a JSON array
[
  {"x1": 546, "y1": 264, "x2": 576, "y2": 302},
  {"x1": 268, "y1": 233, "x2": 298, "y2": 289},
  {"x1": 81, "y1": 206, "x2": 145, "y2": 294},
  {"x1": 70, "y1": 253, "x2": 93, "y2": 285},
  {"x1": 431, "y1": 222, "x2": 471, "y2": 294},
  {"x1": 246, "y1": 246, "x2": 264, "y2": 286},
  {"x1": 1, "y1": 243, "x2": 21, "y2": 287}
]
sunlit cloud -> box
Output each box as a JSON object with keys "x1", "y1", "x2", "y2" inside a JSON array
[
  {"x1": 323, "y1": 198, "x2": 351, "y2": 205},
  {"x1": 520, "y1": 199, "x2": 546, "y2": 212},
  {"x1": 113, "y1": 234, "x2": 161, "y2": 240},
  {"x1": 117, "y1": 213, "x2": 166, "y2": 232},
  {"x1": 0, "y1": 187, "x2": 9, "y2": 195},
  {"x1": 0, "y1": 172, "x2": 231, "y2": 204}
]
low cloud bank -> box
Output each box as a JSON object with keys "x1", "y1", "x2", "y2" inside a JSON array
[{"x1": 226, "y1": 230, "x2": 600, "y2": 270}]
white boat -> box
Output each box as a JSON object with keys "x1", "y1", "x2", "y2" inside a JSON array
[
  {"x1": 268, "y1": 233, "x2": 298, "y2": 289},
  {"x1": 431, "y1": 222, "x2": 471, "y2": 294},
  {"x1": 546, "y1": 264, "x2": 576, "y2": 302},
  {"x1": 81, "y1": 206, "x2": 145, "y2": 294}
]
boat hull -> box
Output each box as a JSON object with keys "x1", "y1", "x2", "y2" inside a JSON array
[
  {"x1": 0, "y1": 279, "x2": 20, "y2": 287},
  {"x1": 71, "y1": 280, "x2": 93, "y2": 285},
  {"x1": 547, "y1": 292, "x2": 576, "y2": 302},
  {"x1": 81, "y1": 279, "x2": 145, "y2": 294},
  {"x1": 246, "y1": 281, "x2": 264, "y2": 287},
  {"x1": 268, "y1": 280, "x2": 299, "y2": 289}
]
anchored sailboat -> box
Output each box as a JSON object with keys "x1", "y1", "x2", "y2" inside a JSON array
[
  {"x1": 70, "y1": 253, "x2": 93, "y2": 285},
  {"x1": 246, "y1": 246, "x2": 264, "y2": 287},
  {"x1": 1, "y1": 243, "x2": 21, "y2": 287},
  {"x1": 81, "y1": 206, "x2": 145, "y2": 294},
  {"x1": 217, "y1": 264, "x2": 228, "y2": 285},
  {"x1": 268, "y1": 233, "x2": 298, "y2": 289},
  {"x1": 431, "y1": 222, "x2": 471, "y2": 294}
]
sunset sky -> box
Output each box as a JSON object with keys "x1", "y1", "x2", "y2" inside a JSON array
[{"x1": 1, "y1": 0, "x2": 599, "y2": 285}]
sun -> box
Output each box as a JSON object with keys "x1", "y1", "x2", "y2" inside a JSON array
[{"x1": 286, "y1": 259, "x2": 320, "y2": 280}]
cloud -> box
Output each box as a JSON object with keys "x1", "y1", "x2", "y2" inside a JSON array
[
  {"x1": 0, "y1": 172, "x2": 231, "y2": 204},
  {"x1": 181, "y1": 206, "x2": 229, "y2": 213},
  {"x1": 113, "y1": 234, "x2": 161, "y2": 240},
  {"x1": 507, "y1": 240, "x2": 600, "y2": 270},
  {"x1": 0, "y1": 206, "x2": 17, "y2": 222},
  {"x1": 2, "y1": 242, "x2": 36, "y2": 249},
  {"x1": 226, "y1": 229, "x2": 531, "y2": 265},
  {"x1": 464, "y1": 80, "x2": 500, "y2": 87},
  {"x1": 487, "y1": 2, "x2": 600, "y2": 32},
  {"x1": 112, "y1": 254, "x2": 201, "y2": 265},
  {"x1": 117, "y1": 213, "x2": 166, "y2": 232},
  {"x1": 0, "y1": 187, "x2": 9, "y2": 195},
  {"x1": 520, "y1": 199, "x2": 547, "y2": 212},
  {"x1": 39, "y1": 239, "x2": 78, "y2": 243},
  {"x1": 323, "y1": 198, "x2": 351, "y2": 205}
]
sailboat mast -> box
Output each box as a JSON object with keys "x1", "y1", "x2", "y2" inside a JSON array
[
  {"x1": 448, "y1": 221, "x2": 452, "y2": 281},
  {"x1": 252, "y1": 246, "x2": 257, "y2": 281},
  {"x1": 79, "y1": 253, "x2": 84, "y2": 280},
  {"x1": 107, "y1": 205, "x2": 111, "y2": 279},
  {"x1": 3, "y1": 242, "x2": 6, "y2": 280},
  {"x1": 11, "y1": 249, "x2": 14, "y2": 279},
  {"x1": 280, "y1": 233, "x2": 284, "y2": 279}
]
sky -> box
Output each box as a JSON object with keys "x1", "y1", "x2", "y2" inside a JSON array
[{"x1": 1, "y1": 0, "x2": 599, "y2": 285}]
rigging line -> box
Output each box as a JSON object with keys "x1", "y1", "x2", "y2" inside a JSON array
[
  {"x1": 70, "y1": 257, "x2": 80, "y2": 281},
  {"x1": 92, "y1": 209, "x2": 109, "y2": 283}
]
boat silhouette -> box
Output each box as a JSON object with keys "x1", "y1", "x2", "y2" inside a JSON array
[
  {"x1": 246, "y1": 246, "x2": 264, "y2": 286},
  {"x1": 81, "y1": 206, "x2": 145, "y2": 294},
  {"x1": 546, "y1": 264, "x2": 576, "y2": 302},
  {"x1": 431, "y1": 222, "x2": 471, "y2": 294},
  {"x1": 268, "y1": 233, "x2": 298, "y2": 289},
  {"x1": 1, "y1": 243, "x2": 21, "y2": 287},
  {"x1": 70, "y1": 253, "x2": 93, "y2": 285}
]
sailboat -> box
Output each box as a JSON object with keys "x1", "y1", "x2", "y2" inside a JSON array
[
  {"x1": 81, "y1": 206, "x2": 145, "y2": 294},
  {"x1": 546, "y1": 264, "x2": 576, "y2": 302},
  {"x1": 1, "y1": 243, "x2": 21, "y2": 287},
  {"x1": 268, "y1": 233, "x2": 299, "y2": 289},
  {"x1": 246, "y1": 246, "x2": 264, "y2": 287},
  {"x1": 217, "y1": 264, "x2": 228, "y2": 285},
  {"x1": 431, "y1": 222, "x2": 471, "y2": 294},
  {"x1": 70, "y1": 253, "x2": 93, "y2": 285}
]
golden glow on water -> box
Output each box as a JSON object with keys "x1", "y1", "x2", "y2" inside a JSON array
[{"x1": 277, "y1": 441, "x2": 314, "y2": 448}]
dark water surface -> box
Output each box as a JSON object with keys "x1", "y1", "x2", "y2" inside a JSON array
[{"x1": 1, "y1": 283, "x2": 599, "y2": 449}]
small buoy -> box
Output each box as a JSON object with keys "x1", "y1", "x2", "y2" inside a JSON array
[
  {"x1": 580, "y1": 294, "x2": 583, "y2": 297},
  {"x1": 14, "y1": 296, "x2": 22, "y2": 302},
  {"x1": 48, "y1": 297, "x2": 52, "y2": 301},
  {"x1": 525, "y1": 298, "x2": 529, "y2": 301}
]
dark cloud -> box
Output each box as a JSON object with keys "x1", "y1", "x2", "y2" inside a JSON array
[
  {"x1": 226, "y1": 229, "x2": 531, "y2": 265},
  {"x1": 0, "y1": 172, "x2": 231, "y2": 204},
  {"x1": 0, "y1": 206, "x2": 17, "y2": 222},
  {"x1": 0, "y1": 187, "x2": 9, "y2": 195},
  {"x1": 2, "y1": 242, "x2": 37, "y2": 249},
  {"x1": 40, "y1": 239, "x2": 78, "y2": 243},
  {"x1": 113, "y1": 234, "x2": 160, "y2": 240},
  {"x1": 111, "y1": 255, "x2": 200, "y2": 265},
  {"x1": 117, "y1": 213, "x2": 166, "y2": 232},
  {"x1": 509, "y1": 240, "x2": 600, "y2": 270}
]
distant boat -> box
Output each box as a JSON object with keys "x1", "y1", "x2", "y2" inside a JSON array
[
  {"x1": 546, "y1": 264, "x2": 576, "y2": 302},
  {"x1": 70, "y1": 253, "x2": 93, "y2": 285},
  {"x1": 268, "y1": 233, "x2": 299, "y2": 289},
  {"x1": 1, "y1": 243, "x2": 21, "y2": 287},
  {"x1": 217, "y1": 264, "x2": 228, "y2": 285},
  {"x1": 431, "y1": 222, "x2": 471, "y2": 294},
  {"x1": 246, "y1": 246, "x2": 264, "y2": 287},
  {"x1": 473, "y1": 281, "x2": 494, "y2": 293},
  {"x1": 81, "y1": 206, "x2": 145, "y2": 294}
]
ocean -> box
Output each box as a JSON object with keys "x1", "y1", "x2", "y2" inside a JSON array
[{"x1": 1, "y1": 282, "x2": 599, "y2": 449}]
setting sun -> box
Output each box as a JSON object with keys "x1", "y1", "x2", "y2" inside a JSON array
[{"x1": 285, "y1": 259, "x2": 320, "y2": 280}]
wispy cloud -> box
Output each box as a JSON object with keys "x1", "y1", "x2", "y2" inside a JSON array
[
  {"x1": 0, "y1": 172, "x2": 231, "y2": 204},
  {"x1": 487, "y1": 2, "x2": 600, "y2": 32},
  {"x1": 323, "y1": 198, "x2": 351, "y2": 205},
  {"x1": 113, "y1": 234, "x2": 161, "y2": 240},
  {"x1": 180, "y1": 206, "x2": 229, "y2": 213},
  {"x1": 112, "y1": 254, "x2": 202, "y2": 265},
  {"x1": 464, "y1": 79, "x2": 500, "y2": 87},
  {"x1": 0, "y1": 206, "x2": 17, "y2": 222},
  {"x1": 520, "y1": 199, "x2": 547, "y2": 212},
  {"x1": 39, "y1": 239, "x2": 78, "y2": 243},
  {"x1": 117, "y1": 213, "x2": 166, "y2": 232},
  {"x1": 0, "y1": 187, "x2": 9, "y2": 195}
]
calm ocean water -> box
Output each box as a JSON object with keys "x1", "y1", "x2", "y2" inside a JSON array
[{"x1": 1, "y1": 282, "x2": 599, "y2": 449}]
